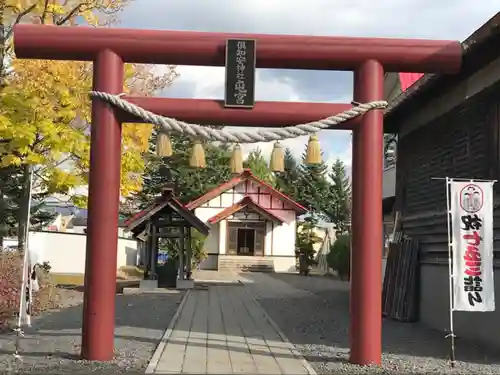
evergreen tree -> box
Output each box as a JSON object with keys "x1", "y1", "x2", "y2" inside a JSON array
[
  {"x1": 275, "y1": 148, "x2": 301, "y2": 200},
  {"x1": 123, "y1": 129, "x2": 233, "y2": 215},
  {"x1": 244, "y1": 147, "x2": 274, "y2": 186},
  {"x1": 296, "y1": 146, "x2": 331, "y2": 219},
  {"x1": 325, "y1": 159, "x2": 351, "y2": 233},
  {"x1": 0, "y1": 166, "x2": 56, "y2": 248},
  {"x1": 0, "y1": 167, "x2": 19, "y2": 247}
]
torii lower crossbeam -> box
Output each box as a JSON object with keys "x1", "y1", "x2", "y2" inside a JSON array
[{"x1": 13, "y1": 24, "x2": 462, "y2": 366}]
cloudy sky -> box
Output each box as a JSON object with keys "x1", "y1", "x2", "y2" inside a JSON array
[{"x1": 119, "y1": 0, "x2": 498, "y2": 169}]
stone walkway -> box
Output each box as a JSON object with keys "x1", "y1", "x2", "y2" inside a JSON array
[{"x1": 146, "y1": 281, "x2": 315, "y2": 374}]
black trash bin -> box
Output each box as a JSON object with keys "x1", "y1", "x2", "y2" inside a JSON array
[
  {"x1": 157, "y1": 258, "x2": 178, "y2": 288},
  {"x1": 298, "y1": 250, "x2": 309, "y2": 276}
]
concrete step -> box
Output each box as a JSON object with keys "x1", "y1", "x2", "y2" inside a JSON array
[{"x1": 219, "y1": 256, "x2": 275, "y2": 272}]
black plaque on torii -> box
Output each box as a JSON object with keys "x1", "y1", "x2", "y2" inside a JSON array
[{"x1": 224, "y1": 38, "x2": 256, "y2": 109}]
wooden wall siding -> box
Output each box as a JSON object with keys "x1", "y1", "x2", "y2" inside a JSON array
[
  {"x1": 204, "y1": 179, "x2": 295, "y2": 210},
  {"x1": 396, "y1": 87, "x2": 500, "y2": 263}
]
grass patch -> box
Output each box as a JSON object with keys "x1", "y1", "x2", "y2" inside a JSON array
[
  {"x1": 51, "y1": 273, "x2": 85, "y2": 286},
  {"x1": 51, "y1": 272, "x2": 141, "y2": 294},
  {"x1": 117, "y1": 265, "x2": 144, "y2": 280},
  {"x1": 52, "y1": 267, "x2": 144, "y2": 287}
]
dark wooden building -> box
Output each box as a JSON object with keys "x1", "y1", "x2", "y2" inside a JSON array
[{"x1": 384, "y1": 13, "x2": 500, "y2": 347}]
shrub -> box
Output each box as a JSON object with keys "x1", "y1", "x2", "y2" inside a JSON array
[
  {"x1": 0, "y1": 251, "x2": 22, "y2": 329},
  {"x1": 41, "y1": 261, "x2": 51, "y2": 274},
  {"x1": 0, "y1": 252, "x2": 55, "y2": 330},
  {"x1": 33, "y1": 265, "x2": 57, "y2": 313},
  {"x1": 190, "y1": 229, "x2": 208, "y2": 268},
  {"x1": 327, "y1": 234, "x2": 351, "y2": 281},
  {"x1": 296, "y1": 219, "x2": 323, "y2": 268}
]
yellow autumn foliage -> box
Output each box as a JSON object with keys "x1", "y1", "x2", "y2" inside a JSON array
[
  {"x1": 0, "y1": 0, "x2": 177, "y2": 206},
  {"x1": 3, "y1": 0, "x2": 128, "y2": 27}
]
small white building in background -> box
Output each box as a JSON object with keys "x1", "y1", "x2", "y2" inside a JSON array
[{"x1": 186, "y1": 169, "x2": 307, "y2": 273}]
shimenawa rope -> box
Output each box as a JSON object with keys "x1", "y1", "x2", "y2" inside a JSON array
[{"x1": 89, "y1": 91, "x2": 387, "y2": 143}]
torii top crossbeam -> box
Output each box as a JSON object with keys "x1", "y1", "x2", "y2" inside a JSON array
[
  {"x1": 13, "y1": 24, "x2": 461, "y2": 129},
  {"x1": 15, "y1": 24, "x2": 461, "y2": 72}
]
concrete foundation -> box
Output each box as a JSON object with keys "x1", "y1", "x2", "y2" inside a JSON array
[
  {"x1": 140, "y1": 279, "x2": 158, "y2": 290},
  {"x1": 176, "y1": 279, "x2": 195, "y2": 289}
]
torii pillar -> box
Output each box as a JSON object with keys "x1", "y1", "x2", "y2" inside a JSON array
[{"x1": 13, "y1": 24, "x2": 462, "y2": 364}]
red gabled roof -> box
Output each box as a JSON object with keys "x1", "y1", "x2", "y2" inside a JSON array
[
  {"x1": 186, "y1": 169, "x2": 307, "y2": 213},
  {"x1": 124, "y1": 198, "x2": 163, "y2": 227},
  {"x1": 207, "y1": 196, "x2": 285, "y2": 224}
]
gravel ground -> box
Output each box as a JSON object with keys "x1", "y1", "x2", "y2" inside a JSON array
[
  {"x1": 0, "y1": 288, "x2": 184, "y2": 373},
  {"x1": 257, "y1": 273, "x2": 500, "y2": 374}
]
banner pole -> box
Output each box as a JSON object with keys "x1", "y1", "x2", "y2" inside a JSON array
[
  {"x1": 14, "y1": 166, "x2": 34, "y2": 360},
  {"x1": 25, "y1": 166, "x2": 34, "y2": 327},
  {"x1": 445, "y1": 177, "x2": 456, "y2": 367},
  {"x1": 13, "y1": 247, "x2": 28, "y2": 360}
]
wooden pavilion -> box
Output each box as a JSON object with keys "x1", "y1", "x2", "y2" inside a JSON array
[{"x1": 124, "y1": 187, "x2": 210, "y2": 289}]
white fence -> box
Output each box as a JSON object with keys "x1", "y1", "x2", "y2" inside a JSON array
[{"x1": 28, "y1": 230, "x2": 140, "y2": 274}]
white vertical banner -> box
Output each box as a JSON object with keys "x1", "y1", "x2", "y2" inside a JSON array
[{"x1": 450, "y1": 181, "x2": 495, "y2": 312}]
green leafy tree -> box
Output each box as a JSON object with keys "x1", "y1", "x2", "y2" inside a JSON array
[
  {"x1": 295, "y1": 214, "x2": 322, "y2": 276},
  {"x1": 244, "y1": 147, "x2": 274, "y2": 186},
  {"x1": 0, "y1": 1, "x2": 176, "y2": 251},
  {"x1": 159, "y1": 228, "x2": 207, "y2": 267},
  {"x1": 325, "y1": 159, "x2": 351, "y2": 233},
  {"x1": 326, "y1": 234, "x2": 351, "y2": 281}
]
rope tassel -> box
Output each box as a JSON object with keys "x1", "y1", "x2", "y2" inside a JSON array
[
  {"x1": 190, "y1": 140, "x2": 206, "y2": 168},
  {"x1": 156, "y1": 132, "x2": 173, "y2": 157},
  {"x1": 305, "y1": 134, "x2": 322, "y2": 164},
  {"x1": 230, "y1": 144, "x2": 243, "y2": 174},
  {"x1": 270, "y1": 142, "x2": 284, "y2": 172}
]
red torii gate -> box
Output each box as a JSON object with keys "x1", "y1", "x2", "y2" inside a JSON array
[{"x1": 13, "y1": 24, "x2": 462, "y2": 365}]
